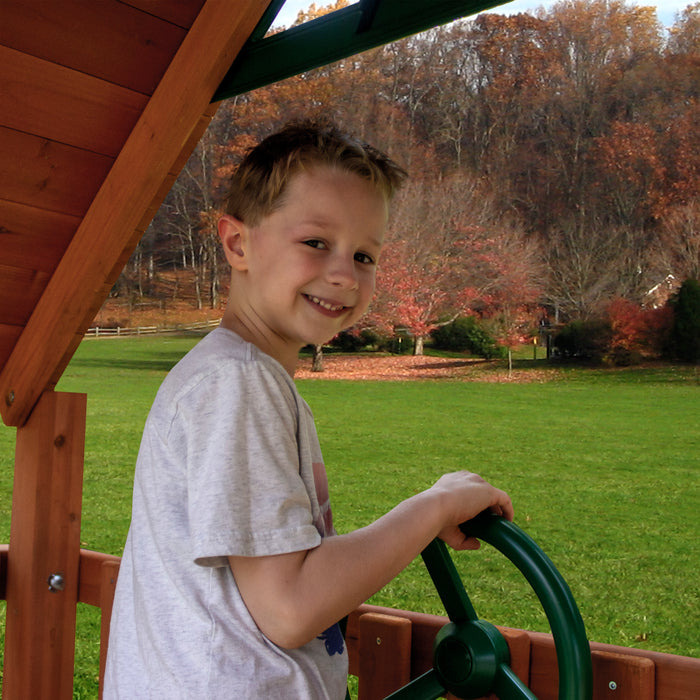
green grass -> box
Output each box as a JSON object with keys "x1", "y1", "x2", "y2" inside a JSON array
[{"x1": 1, "y1": 337, "x2": 699, "y2": 696}]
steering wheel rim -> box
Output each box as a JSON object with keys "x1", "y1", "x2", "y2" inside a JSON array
[{"x1": 384, "y1": 512, "x2": 592, "y2": 700}]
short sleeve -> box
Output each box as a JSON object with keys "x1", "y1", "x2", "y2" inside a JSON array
[{"x1": 172, "y1": 359, "x2": 322, "y2": 567}]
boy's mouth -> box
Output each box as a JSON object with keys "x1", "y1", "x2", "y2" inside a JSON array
[{"x1": 303, "y1": 294, "x2": 347, "y2": 313}]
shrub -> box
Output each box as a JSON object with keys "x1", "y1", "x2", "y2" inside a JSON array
[
  {"x1": 431, "y1": 316, "x2": 506, "y2": 359},
  {"x1": 328, "y1": 329, "x2": 386, "y2": 352},
  {"x1": 606, "y1": 298, "x2": 673, "y2": 365},
  {"x1": 669, "y1": 278, "x2": 700, "y2": 363},
  {"x1": 330, "y1": 330, "x2": 368, "y2": 352},
  {"x1": 553, "y1": 319, "x2": 612, "y2": 362},
  {"x1": 386, "y1": 329, "x2": 414, "y2": 355}
]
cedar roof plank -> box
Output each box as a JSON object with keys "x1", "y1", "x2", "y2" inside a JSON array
[
  {"x1": 119, "y1": 0, "x2": 206, "y2": 28},
  {"x1": 0, "y1": 200, "x2": 79, "y2": 273},
  {"x1": 0, "y1": 325, "x2": 23, "y2": 380},
  {"x1": 0, "y1": 0, "x2": 269, "y2": 427},
  {"x1": 0, "y1": 127, "x2": 114, "y2": 217},
  {"x1": 0, "y1": 265, "x2": 50, "y2": 328},
  {"x1": 0, "y1": 0, "x2": 187, "y2": 95},
  {"x1": 0, "y1": 46, "x2": 147, "y2": 157}
]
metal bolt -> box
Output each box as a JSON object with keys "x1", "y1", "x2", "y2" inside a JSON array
[
  {"x1": 376, "y1": 637, "x2": 382, "y2": 645},
  {"x1": 5, "y1": 390, "x2": 15, "y2": 406},
  {"x1": 609, "y1": 681, "x2": 618, "y2": 691},
  {"x1": 48, "y1": 573, "x2": 65, "y2": 593}
]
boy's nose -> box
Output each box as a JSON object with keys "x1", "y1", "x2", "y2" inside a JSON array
[{"x1": 327, "y1": 255, "x2": 359, "y2": 290}]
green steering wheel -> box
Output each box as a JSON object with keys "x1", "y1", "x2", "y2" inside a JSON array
[{"x1": 384, "y1": 512, "x2": 592, "y2": 700}]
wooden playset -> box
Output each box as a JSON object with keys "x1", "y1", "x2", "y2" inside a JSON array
[{"x1": 1, "y1": 1, "x2": 698, "y2": 697}]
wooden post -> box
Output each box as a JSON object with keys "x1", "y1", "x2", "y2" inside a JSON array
[
  {"x1": 358, "y1": 612, "x2": 412, "y2": 700},
  {"x1": 3, "y1": 391, "x2": 86, "y2": 699},
  {"x1": 98, "y1": 559, "x2": 121, "y2": 699},
  {"x1": 592, "y1": 650, "x2": 655, "y2": 700}
]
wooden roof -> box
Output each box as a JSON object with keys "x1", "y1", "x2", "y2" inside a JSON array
[{"x1": 0, "y1": 0, "x2": 269, "y2": 427}]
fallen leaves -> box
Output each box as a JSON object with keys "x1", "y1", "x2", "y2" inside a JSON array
[{"x1": 295, "y1": 354, "x2": 560, "y2": 383}]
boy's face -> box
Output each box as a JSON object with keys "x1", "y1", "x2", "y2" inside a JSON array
[{"x1": 221, "y1": 166, "x2": 388, "y2": 368}]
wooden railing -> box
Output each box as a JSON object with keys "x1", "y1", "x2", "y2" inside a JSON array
[
  {"x1": 1, "y1": 546, "x2": 699, "y2": 699},
  {"x1": 85, "y1": 319, "x2": 221, "y2": 337}
]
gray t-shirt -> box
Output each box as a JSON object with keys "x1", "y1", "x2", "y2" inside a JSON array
[{"x1": 104, "y1": 328, "x2": 347, "y2": 699}]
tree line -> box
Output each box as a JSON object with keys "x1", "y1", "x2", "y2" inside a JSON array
[{"x1": 114, "y1": 0, "x2": 700, "y2": 360}]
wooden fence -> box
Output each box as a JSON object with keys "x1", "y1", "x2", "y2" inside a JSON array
[{"x1": 85, "y1": 319, "x2": 221, "y2": 337}]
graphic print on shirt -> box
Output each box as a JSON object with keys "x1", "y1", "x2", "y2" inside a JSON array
[
  {"x1": 312, "y1": 461, "x2": 334, "y2": 536},
  {"x1": 319, "y1": 623, "x2": 345, "y2": 656}
]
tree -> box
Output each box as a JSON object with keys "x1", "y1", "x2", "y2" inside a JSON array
[
  {"x1": 667, "y1": 2, "x2": 700, "y2": 56},
  {"x1": 311, "y1": 345, "x2": 324, "y2": 372},
  {"x1": 543, "y1": 218, "x2": 644, "y2": 320},
  {"x1": 463, "y1": 219, "x2": 544, "y2": 372},
  {"x1": 652, "y1": 201, "x2": 700, "y2": 283},
  {"x1": 369, "y1": 173, "x2": 495, "y2": 354},
  {"x1": 589, "y1": 121, "x2": 667, "y2": 226},
  {"x1": 163, "y1": 130, "x2": 224, "y2": 310}
]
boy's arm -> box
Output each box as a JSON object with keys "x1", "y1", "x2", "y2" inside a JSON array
[{"x1": 228, "y1": 471, "x2": 512, "y2": 649}]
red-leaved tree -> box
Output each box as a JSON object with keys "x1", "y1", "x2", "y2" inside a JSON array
[{"x1": 367, "y1": 173, "x2": 494, "y2": 353}]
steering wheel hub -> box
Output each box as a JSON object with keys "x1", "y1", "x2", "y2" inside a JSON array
[{"x1": 434, "y1": 619, "x2": 509, "y2": 699}]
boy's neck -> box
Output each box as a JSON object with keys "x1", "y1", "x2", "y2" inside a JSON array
[{"x1": 220, "y1": 310, "x2": 299, "y2": 377}]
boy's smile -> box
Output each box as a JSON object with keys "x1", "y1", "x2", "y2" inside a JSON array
[
  {"x1": 219, "y1": 166, "x2": 389, "y2": 374},
  {"x1": 303, "y1": 294, "x2": 348, "y2": 315}
]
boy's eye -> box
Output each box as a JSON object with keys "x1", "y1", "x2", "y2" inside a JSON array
[
  {"x1": 304, "y1": 239, "x2": 327, "y2": 250},
  {"x1": 354, "y1": 252, "x2": 375, "y2": 265}
]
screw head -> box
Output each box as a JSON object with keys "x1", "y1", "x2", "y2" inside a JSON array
[
  {"x1": 48, "y1": 573, "x2": 65, "y2": 592},
  {"x1": 609, "y1": 681, "x2": 618, "y2": 690}
]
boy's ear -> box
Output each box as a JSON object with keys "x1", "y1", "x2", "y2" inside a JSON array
[{"x1": 218, "y1": 214, "x2": 249, "y2": 272}]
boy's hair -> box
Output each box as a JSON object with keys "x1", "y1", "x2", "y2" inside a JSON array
[{"x1": 224, "y1": 120, "x2": 407, "y2": 225}]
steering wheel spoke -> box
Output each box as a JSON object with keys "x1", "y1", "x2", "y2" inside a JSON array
[
  {"x1": 421, "y1": 538, "x2": 478, "y2": 623},
  {"x1": 494, "y1": 664, "x2": 538, "y2": 700},
  {"x1": 383, "y1": 669, "x2": 445, "y2": 700}
]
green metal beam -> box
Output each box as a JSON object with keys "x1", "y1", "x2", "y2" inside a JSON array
[{"x1": 213, "y1": 0, "x2": 512, "y2": 101}]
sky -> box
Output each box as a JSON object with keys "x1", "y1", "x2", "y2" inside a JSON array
[{"x1": 272, "y1": 0, "x2": 691, "y2": 29}]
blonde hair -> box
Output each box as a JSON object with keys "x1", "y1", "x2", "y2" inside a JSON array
[{"x1": 224, "y1": 120, "x2": 407, "y2": 225}]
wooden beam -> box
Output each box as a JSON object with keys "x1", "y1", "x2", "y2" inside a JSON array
[
  {"x1": 0, "y1": 0, "x2": 269, "y2": 427},
  {"x1": 45, "y1": 102, "x2": 221, "y2": 392},
  {"x1": 2, "y1": 391, "x2": 87, "y2": 699}
]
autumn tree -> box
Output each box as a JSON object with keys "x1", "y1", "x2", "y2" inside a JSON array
[
  {"x1": 159, "y1": 129, "x2": 224, "y2": 309},
  {"x1": 667, "y1": 2, "x2": 700, "y2": 55},
  {"x1": 469, "y1": 220, "x2": 544, "y2": 372},
  {"x1": 370, "y1": 172, "x2": 543, "y2": 358},
  {"x1": 369, "y1": 173, "x2": 489, "y2": 354}
]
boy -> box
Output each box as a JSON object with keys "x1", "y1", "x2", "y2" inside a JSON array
[{"x1": 104, "y1": 121, "x2": 513, "y2": 698}]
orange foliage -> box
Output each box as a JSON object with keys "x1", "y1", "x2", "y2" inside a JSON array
[{"x1": 606, "y1": 297, "x2": 673, "y2": 357}]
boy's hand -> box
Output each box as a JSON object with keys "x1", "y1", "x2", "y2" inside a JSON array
[{"x1": 428, "y1": 471, "x2": 513, "y2": 551}]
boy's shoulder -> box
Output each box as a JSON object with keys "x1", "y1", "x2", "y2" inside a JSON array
[{"x1": 162, "y1": 326, "x2": 294, "y2": 400}]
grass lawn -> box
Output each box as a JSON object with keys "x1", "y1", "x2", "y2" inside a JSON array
[{"x1": 1, "y1": 336, "x2": 698, "y2": 696}]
